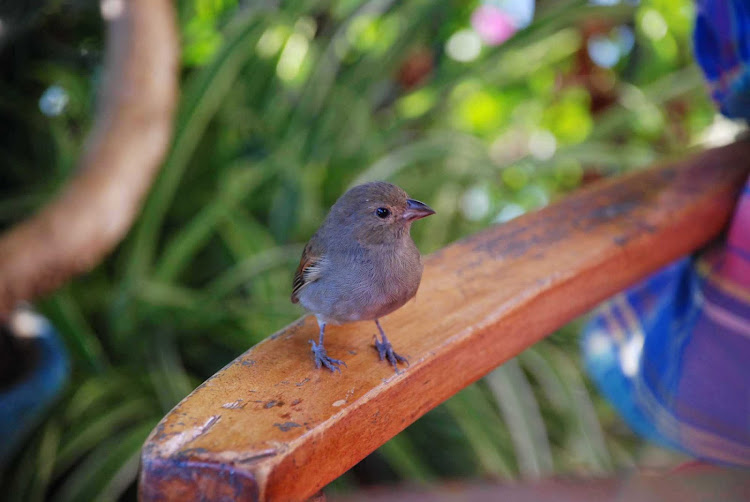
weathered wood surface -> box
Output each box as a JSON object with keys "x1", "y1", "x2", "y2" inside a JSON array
[
  {"x1": 139, "y1": 141, "x2": 750, "y2": 502},
  {"x1": 0, "y1": 0, "x2": 178, "y2": 319}
]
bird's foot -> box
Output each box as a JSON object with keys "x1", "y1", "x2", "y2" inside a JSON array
[
  {"x1": 310, "y1": 340, "x2": 346, "y2": 372},
  {"x1": 374, "y1": 337, "x2": 409, "y2": 371}
]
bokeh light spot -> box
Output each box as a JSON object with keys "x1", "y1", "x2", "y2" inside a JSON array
[
  {"x1": 39, "y1": 85, "x2": 69, "y2": 117},
  {"x1": 471, "y1": 5, "x2": 516, "y2": 46},
  {"x1": 641, "y1": 8, "x2": 668, "y2": 40},
  {"x1": 494, "y1": 203, "x2": 526, "y2": 223},
  {"x1": 456, "y1": 89, "x2": 507, "y2": 134},
  {"x1": 277, "y1": 33, "x2": 309, "y2": 82},
  {"x1": 528, "y1": 129, "x2": 557, "y2": 160},
  {"x1": 397, "y1": 88, "x2": 437, "y2": 119},
  {"x1": 542, "y1": 90, "x2": 593, "y2": 144},
  {"x1": 257, "y1": 26, "x2": 288, "y2": 58},
  {"x1": 446, "y1": 29, "x2": 482, "y2": 62},
  {"x1": 588, "y1": 35, "x2": 620, "y2": 68},
  {"x1": 461, "y1": 186, "x2": 491, "y2": 221},
  {"x1": 615, "y1": 25, "x2": 635, "y2": 55}
]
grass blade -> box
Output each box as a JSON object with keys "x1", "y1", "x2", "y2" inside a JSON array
[
  {"x1": 154, "y1": 168, "x2": 263, "y2": 282},
  {"x1": 378, "y1": 433, "x2": 434, "y2": 483},
  {"x1": 123, "y1": 9, "x2": 271, "y2": 285},
  {"x1": 486, "y1": 359, "x2": 554, "y2": 479},
  {"x1": 42, "y1": 289, "x2": 107, "y2": 372},
  {"x1": 443, "y1": 386, "x2": 514, "y2": 477},
  {"x1": 53, "y1": 421, "x2": 158, "y2": 502}
]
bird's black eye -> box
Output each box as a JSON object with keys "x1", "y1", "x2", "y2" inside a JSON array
[{"x1": 375, "y1": 207, "x2": 390, "y2": 219}]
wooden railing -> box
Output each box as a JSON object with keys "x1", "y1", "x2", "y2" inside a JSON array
[{"x1": 139, "y1": 140, "x2": 750, "y2": 501}]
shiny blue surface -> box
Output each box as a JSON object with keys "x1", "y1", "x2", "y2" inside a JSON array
[
  {"x1": 0, "y1": 320, "x2": 69, "y2": 466},
  {"x1": 693, "y1": 0, "x2": 750, "y2": 119}
]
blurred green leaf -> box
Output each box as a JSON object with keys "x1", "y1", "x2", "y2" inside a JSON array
[
  {"x1": 155, "y1": 167, "x2": 263, "y2": 282},
  {"x1": 42, "y1": 289, "x2": 107, "y2": 372},
  {"x1": 55, "y1": 396, "x2": 153, "y2": 476},
  {"x1": 533, "y1": 345, "x2": 613, "y2": 473},
  {"x1": 378, "y1": 434, "x2": 435, "y2": 483},
  {"x1": 54, "y1": 421, "x2": 157, "y2": 502},
  {"x1": 486, "y1": 360, "x2": 554, "y2": 479},
  {"x1": 124, "y1": 8, "x2": 272, "y2": 285},
  {"x1": 207, "y1": 243, "x2": 302, "y2": 298},
  {"x1": 443, "y1": 386, "x2": 514, "y2": 478}
]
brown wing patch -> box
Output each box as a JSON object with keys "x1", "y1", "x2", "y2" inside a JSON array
[{"x1": 291, "y1": 242, "x2": 324, "y2": 303}]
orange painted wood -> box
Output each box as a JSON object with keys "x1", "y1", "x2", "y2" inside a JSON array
[{"x1": 139, "y1": 141, "x2": 750, "y2": 502}]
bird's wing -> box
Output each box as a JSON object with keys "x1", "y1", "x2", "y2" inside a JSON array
[{"x1": 291, "y1": 240, "x2": 324, "y2": 304}]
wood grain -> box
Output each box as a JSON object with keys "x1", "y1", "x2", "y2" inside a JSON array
[
  {"x1": 0, "y1": 0, "x2": 178, "y2": 319},
  {"x1": 139, "y1": 141, "x2": 750, "y2": 502}
]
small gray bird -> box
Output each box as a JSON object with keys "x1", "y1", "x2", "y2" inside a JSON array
[{"x1": 291, "y1": 182, "x2": 435, "y2": 372}]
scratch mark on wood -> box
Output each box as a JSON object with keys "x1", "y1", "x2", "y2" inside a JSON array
[
  {"x1": 235, "y1": 449, "x2": 278, "y2": 463},
  {"x1": 156, "y1": 415, "x2": 221, "y2": 457},
  {"x1": 273, "y1": 422, "x2": 301, "y2": 432},
  {"x1": 222, "y1": 400, "x2": 246, "y2": 409},
  {"x1": 295, "y1": 378, "x2": 310, "y2": 387}
]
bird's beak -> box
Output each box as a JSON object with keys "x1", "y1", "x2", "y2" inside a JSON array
[{"x1": 403, "y1": 199, "x2": 435, "y2": 221}]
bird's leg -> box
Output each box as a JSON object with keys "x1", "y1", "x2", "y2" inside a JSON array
[
  {"x1": 310, "y1": 319, "x2": 345, "y2": 372},
  {"x1": 373, "y1": 319, "x2": 408, "y2": 371}
]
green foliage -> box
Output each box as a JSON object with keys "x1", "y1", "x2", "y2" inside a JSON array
[{"x1": 0, "y1": 0, "x2": 712, "y2": 498}]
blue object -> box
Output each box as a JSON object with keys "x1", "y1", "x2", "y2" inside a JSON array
[
  {"x1": 693, "y1": 0, "x2": 750, "y2": 120},
  {"x1": 582, "y1": 248, "x2": 750, "y2": 465},
  {"x1": 582, "y1": 259, "x2": 695, "y2": 454},
  {"x1": 0, "y1": 317, "x2": 70, "y2": 466}
]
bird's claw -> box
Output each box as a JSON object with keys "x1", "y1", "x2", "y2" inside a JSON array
[
  {"x1": 374, "y1": 337, "x2": 409, "y2": 371},
  {"x1": 310, "y1": 340, "x2": 346, "y2": 372}
]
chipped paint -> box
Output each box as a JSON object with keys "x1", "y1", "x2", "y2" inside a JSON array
[
  {"x1": 234, "y1": 449, "x2": 278, "y2": 463},
  {"x1": 273, "y1": 422, "x2": 301, "y2": 432},
  {"x1": 222, "y1": 400, "x2": 246, "y2": 409},
  {"x1": 156, "y1": 415, "x2": 222, "y2": 457},
  {"x1": 184, "y1": 448, "x2": 279, "y2": 465},
  {"x1": 332, "y1": 388, "x2": 355, "y2": 407}
]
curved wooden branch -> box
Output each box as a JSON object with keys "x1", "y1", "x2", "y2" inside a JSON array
[
  {"x1": 0, "y1": 0, "x2": 179, "y2": 319},
  {"x1": 139, "y1": 141, "x2": 750, "y2": 501}
]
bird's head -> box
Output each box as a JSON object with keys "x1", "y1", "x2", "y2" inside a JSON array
[{"x1": 330, "y1": 181, "x2": 435, "y2": 245}]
